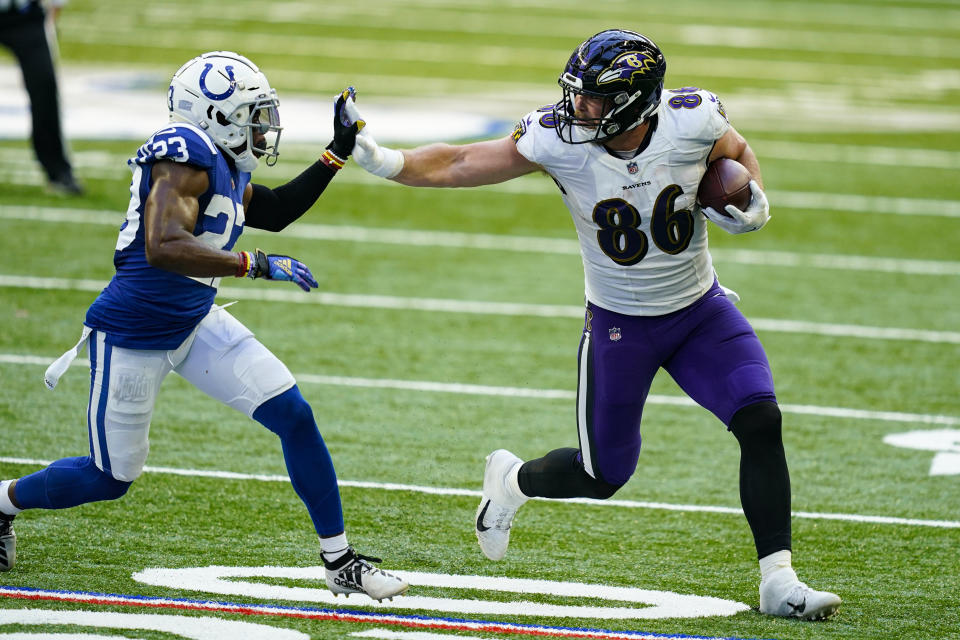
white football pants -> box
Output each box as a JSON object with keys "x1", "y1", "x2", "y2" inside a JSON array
[{"x1": 82, "y1": 306, "x2": 295, "y2": 482}]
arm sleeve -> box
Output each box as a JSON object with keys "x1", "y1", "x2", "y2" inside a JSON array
[{"x1": 245, "y1": 160, "x2": 337, "y2": 232}]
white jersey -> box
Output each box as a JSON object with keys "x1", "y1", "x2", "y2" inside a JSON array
[{"x1": 513, "y1": 88, "x2": 731, "y2": 316}]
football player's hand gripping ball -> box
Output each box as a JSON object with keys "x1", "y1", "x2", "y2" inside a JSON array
[
  {"x1": 240, "y1": 249, "x2": 318, "y2": 292},
  {"x1": 326, "y1": 87, "x2": 365, "y2": 160},
  {"x1": 702, "y1": 180, "x2": 771, "y2": 234}
]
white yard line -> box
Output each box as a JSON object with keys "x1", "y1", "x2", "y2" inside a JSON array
[
  {"x1": 2, "y1": 159, "x2": 958, "y2": 214},
  {"x1": 6, "y1": 141, "x2": 960, "y2": 171},
  {"x1": 2, "y1": 205, "x2": 959, "y2": 276},
  {"x1": 1, "y1": 353, "x2": 957, "y2": 427},
  {"x1": 78, "y1": 2, "x2": 960, "y2": 49},
  {"x1": 2, "y1": 274, "x2": 958, "y2": 344},
  {"x1": 3, "y1": 135, "x2": 960, "y2": 210},
  {"x1": 749, "y1": 140, "x2": 960, "y2": 170},
  {"x1": 4, "y1": 353, "x2": 958, "y2": 527},
  {"x1": 0, "y1": 454, "x2": 955, "y2": 530}
]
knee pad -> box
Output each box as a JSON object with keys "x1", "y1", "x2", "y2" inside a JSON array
[
  {"x1": 254, "y1": 386, "x2": 317, "y2": 440},
  {"x1": 584, "y1": 475, "x2": 623, "y2": 500},
  {"x1": 89, "y1": 469, "x2": 132, "y2": 501},
  {"x1": 60, "y1": 457, "x2": 132, "y2": 502},
  {"x1": 17, "y1": 456, "x2": 131, "y2": 509},
  {"x1": 519, "y1": 447, "x2": 625, "y2": 500},
  {"x1": 730, "y1": 401, "x2": 783, "y2": 447}
]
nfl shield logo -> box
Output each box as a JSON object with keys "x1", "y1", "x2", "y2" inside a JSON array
[
  {"x1": 609, "y1": 327, "x2": 622, "y2": 342},
  {"x1": 627, "y1": 161, "x2": 638, "y2": 175}
]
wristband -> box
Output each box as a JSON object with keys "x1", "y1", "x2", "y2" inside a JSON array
[
  {"x1": 321, "y1": 149, "x2": 346, "y2": 171},
  {"x1": 370, "y1": 145, "x2": 404, "y2": 179},
  {"x1": 236, "y1": 251, "x2": 252, "y2": 278}
]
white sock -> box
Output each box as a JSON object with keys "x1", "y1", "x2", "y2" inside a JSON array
[
  {"x1": 504, "y1": 462, "x2": 529, "y2": 505},
  {"x1": 320, "y1": 533, "x2": 349, "y2": 562},
  {"x1": 759, "y1": 549, "x2": 797, "y2": 584},
  {"x1": 0, "y1": 480, "x2": 22, "y2": 516}
]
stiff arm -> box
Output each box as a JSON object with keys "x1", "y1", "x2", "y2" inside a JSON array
[{"x1": 393, "y1": 136, "x2": 540, "y2": 188}]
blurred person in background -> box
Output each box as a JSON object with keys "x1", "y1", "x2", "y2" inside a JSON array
[
  {"x1": 0, "y1": 0, "x2": 83, "y2": 194},
  {"x1": 0, "y1": 0, "x2": 83, "y2": 196}
]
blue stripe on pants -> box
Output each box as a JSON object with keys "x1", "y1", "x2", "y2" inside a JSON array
[{"x1": 88, "y1": 332, "x2": 114, "y2": 475}]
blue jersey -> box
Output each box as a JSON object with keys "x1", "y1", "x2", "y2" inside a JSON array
[{"x1": 85, "y1": 123, "x2": 250, "y2": 349}]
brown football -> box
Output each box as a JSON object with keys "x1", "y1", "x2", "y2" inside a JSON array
[{"x1": 697, "y1": 158, "x2": 752, "y2": 217}]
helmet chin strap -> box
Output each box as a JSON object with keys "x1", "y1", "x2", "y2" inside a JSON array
[
  {"x1": 231, "y1": 142, "x2": 259, "y2": 172},
  {"x1": 234, "y1": 153, "x2": 259, "y2": 172}
]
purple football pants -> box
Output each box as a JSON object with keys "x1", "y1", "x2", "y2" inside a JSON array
[{"x1": 577, "y1": 281, "x2": 776, "y2": 485}]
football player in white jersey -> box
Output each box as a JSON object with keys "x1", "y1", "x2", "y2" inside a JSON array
[
  {"x1": 346, "y1": 30, "x2": 839, "y2": 619},
  {"x1": 0, "y1": 51, "x2": 408, "y2": 602}
]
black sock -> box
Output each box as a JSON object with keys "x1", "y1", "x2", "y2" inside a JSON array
[
  {"x1": 730, "y1": 401, "x2": 792, "y2": 558},
  {"x1": 518, "y1": 447, "x2": 621, "y2": 500}
]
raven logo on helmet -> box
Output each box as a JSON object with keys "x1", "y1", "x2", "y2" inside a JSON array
[
  {"x1": 555, "y1": 30, "x2": 666, "y2": 145},
  {"x1": 597, "y1": 51, "x2": 660, "y2": 85}
]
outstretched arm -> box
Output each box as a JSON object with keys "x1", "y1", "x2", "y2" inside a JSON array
[
  {"x1": 243, "y1": 162, "x2": 338, "y2": 232},
  {"x1": 244, "y1": 88, "x2": 364, "y2": 231},
  {"x1": 393, "y1": 136, "x2": 539, "y2": 187},
  {"x1": 348, "y1": 96, "x2": 540, "y2": 188}
]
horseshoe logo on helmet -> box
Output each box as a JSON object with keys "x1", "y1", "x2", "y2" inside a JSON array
[{"x1": 199, "y1": 63, "x2": 237, "y2": 101}]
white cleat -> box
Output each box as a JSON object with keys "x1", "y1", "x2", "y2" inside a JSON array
[
  {"x1": 324, "y1": 548, "x2": 409, "y2": 602},
  {"x1": 0, "y1": 513, "x2": 15, "y2": 572},
  {"x1": 475, "y1": 449, "x2": 527, "y2": 561},
  {"x1": 760, "y1": 577, "x2": 841, "y2": 620}
]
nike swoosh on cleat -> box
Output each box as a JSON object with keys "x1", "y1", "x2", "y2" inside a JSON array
[{"x1": 476, "y1": 501, "x2": 492, "y2": 532}]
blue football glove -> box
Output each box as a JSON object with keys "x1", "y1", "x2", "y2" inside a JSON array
[{"x1": 245, "y1": 249, "x2": 318, "y2": 292}]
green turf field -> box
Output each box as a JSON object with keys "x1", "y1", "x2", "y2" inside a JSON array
[{"x1": 1, "y1": 1, "x2": 959, "y2": 639}]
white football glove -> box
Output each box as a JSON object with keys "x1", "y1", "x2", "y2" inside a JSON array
[
  {"x1": 353, "y1": 131, "x2": 405, "y2": 179},
  {"x1": 340, "y1": 99, "x2": 404, "y2": 179},
  {"x1": 702, "y1": 180, "x2": 770, "y2": 234}
]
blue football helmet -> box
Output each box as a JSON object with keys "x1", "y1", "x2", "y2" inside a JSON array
[{"x1": 555, "y1": 30, "x2": 666, "y2": 144}]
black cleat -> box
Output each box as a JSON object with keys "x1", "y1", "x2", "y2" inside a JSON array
[{"x1": 0, "y1": 513, "x2": 16, "y2": 571}]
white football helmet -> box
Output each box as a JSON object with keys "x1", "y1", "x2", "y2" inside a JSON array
[{"x1": 167, "y1": 51, "x2": 281, "y2": 172}]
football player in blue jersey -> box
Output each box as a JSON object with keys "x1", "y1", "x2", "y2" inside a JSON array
[
  {"x1": 343, "y1": 30, "x2": 840, "y2": 619},
  {"x1": 0, "y1": 51, "x2": 408, "y2": 602}
]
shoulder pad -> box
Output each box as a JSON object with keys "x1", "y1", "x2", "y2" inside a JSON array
[
  {"x1": 131, "y1": 123, "x2": 220, "y2": 169},
  {"x1": 660, "y1": 87, "x2": 730, "y2": 144},
  {"x1": 511, "y1": 105, "x2": 557, "y2": 142}
]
